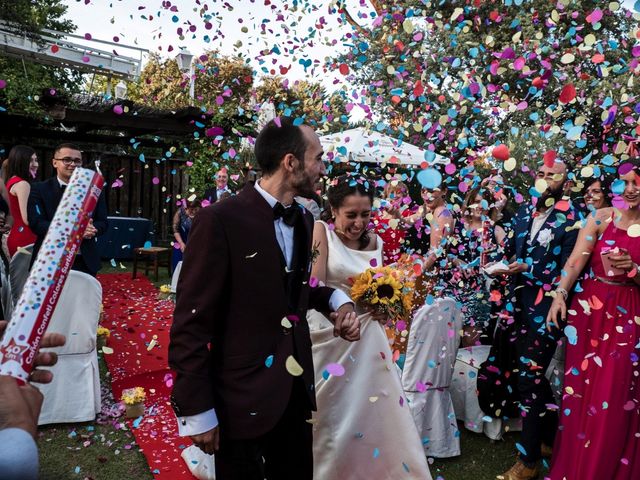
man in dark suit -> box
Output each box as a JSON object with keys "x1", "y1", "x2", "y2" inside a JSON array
[
  {"x1": 27, "y1": 143, "x2": 108, "y2": 277},
  {"x1": 169, "y1": 118, "x2": 358, "y2": 480},
  {"x1": 496, "y1": 160, "x2": 579, "y2": 480}
]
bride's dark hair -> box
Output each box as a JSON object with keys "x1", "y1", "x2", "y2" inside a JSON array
[{"x1": 322, "y1": 174, "x2": 375, "y2": 250}]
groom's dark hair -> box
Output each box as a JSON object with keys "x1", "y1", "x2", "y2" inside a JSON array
[{"x1": 254, "y1": 117, "x2": 308, "y2": 176}]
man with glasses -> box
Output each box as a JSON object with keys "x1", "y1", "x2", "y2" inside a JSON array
[{"x1": 27, "y1": 143, "x2": 108, "y2": 276}]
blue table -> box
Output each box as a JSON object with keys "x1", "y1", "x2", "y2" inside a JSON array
[{"x1": 97, "y1": 216, "x2": 154, "y2": 260}]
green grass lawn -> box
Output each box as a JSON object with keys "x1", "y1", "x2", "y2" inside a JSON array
[{"x1": 37, "y1": 262, "x2": 526, "y2": 480}]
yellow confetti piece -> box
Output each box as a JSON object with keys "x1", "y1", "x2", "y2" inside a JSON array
[
  {"x1": 369, "y1": 396, "x2": 379, "y2": 403},
  {"x1": 285, "y1": 355, "x2": 303, "y2": 376},
  {"x1": 281, "y1": 318, "x2": 292, "y2": 329},
  {"x1": 627, "y1": 224, "x2": 640, "y2": 238},
  {"x1": 561, "y1": 53, "x2": 575, "y2": 64},
  {"x1": 584, "y1": 34, "x2": 596, "y2": 46},
  {"x1": 534, "y1": 178, "x2": 548, "y2": 193},
  {"x1": 503, "y1": 158, "x2": 517, "y2": 172},
  {"x1": 102, "y1": 346, "x2": 114, "y2": 355},
  {"x1": 580, "y1": 166, "x2": 594, "y2": 178},
  {"x1": 402, "y1": 19, "x2": 414, "y2": 34}
]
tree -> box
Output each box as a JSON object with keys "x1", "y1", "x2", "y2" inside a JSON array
[
  {"x1": 0, "y1": 0, "x2": 81, "y2": 116},
  {"x1": 90, "y1": 51, "x2": 257, "y2": 196},
  {"x1": 121, "y1": 51, "x2": 254, "y2": 113},
  {"x1": 256, "y1": 76, "x2": 350, "y2": 133}
]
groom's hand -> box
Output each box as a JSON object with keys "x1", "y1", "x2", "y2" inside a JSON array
[
  {"x1": 191, "y1": 426, "x2": 219, "y2": 455},
  {"x1": 330, "y1": 304, "x2": 360, "y2": 342}
]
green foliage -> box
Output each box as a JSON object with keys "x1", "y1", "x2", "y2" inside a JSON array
[
  {"x1": 256, "y1": 76, "x2": 350, "y2": 133},
  {"x1": 0, "y1": 0, "x2": 81, "y2": 116}
]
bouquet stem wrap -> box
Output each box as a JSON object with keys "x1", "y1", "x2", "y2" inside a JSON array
[{"x1": 0, "y1": 168, "x2": 104, "y2": 383}]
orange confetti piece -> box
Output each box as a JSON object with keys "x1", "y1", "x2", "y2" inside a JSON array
[
  {"x1": 588, "y1": 295, "x2": 603, "y2": 310},
  {"x1": 534, "y1": 288, "x2": 544, "y2": 305}
]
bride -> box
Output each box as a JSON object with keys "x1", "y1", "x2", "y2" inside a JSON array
[{"x1": 307, "y1": 175, "x2": 432, "y2": 480}]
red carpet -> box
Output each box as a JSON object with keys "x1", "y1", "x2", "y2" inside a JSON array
[{"x1": 99, "y1": 273, "x2": 195, "y2": 480}]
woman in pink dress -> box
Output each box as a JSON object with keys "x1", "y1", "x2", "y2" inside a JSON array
[
  {"x1": 5, "y1": 145, "x2": 38, "y2": 257},
  {"x1": 546, "y1": 159, "x2": 640, "y2": 480}
]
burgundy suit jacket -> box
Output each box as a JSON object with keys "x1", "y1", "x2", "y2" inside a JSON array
[{"x1": 169, "y1": 185, "x2": 334, "y2": 439}]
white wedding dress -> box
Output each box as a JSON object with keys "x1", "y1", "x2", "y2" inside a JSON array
[{"x1": 307, "y1": 221, "x2": 432, "y2": 480}]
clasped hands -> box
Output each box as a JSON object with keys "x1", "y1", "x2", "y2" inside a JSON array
[{"x1": 329, "y1": 303, "x2": 360, "y2": 342}]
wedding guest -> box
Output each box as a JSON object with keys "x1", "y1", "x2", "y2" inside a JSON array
[
  {"x1": 169, "y1": 118, "x2": 358, "y2": 480},
  {"x1": 203, "y1": 168, "x2": 233, "y2": 205},
  {"x1": 171, "y1": 198, "x2": 201, "y2": 273},
  {"x1": 402, "y1": 185, "x2": 454, "y2": 272},
  {"x1": 581, "y1": 175, "x2": 612, "y2": 210},
  {"x1": 496, "y1": 160, "x2": 579, "y2": 480},
  {"x1": 545, "y1": 159, "x2": 640, "y2": 480},
  {"x1": 481, "y1": 174, "x2": 509, "y2": 222},
  {"x1": 307, "y1": 174, "x2": 432, "y2": 479},
  {"x1": 371, "y1": 179, "x2": 412, "y2": 264},
  {"x1": 27, "y1": 143, "x2": 108, "y2": 277},
  {"x1": 449, "y1": 186, "x2": 506, "y2": 346},
  {"x1": 5, "y1": 145, "x2": 38, "y2": 257}
]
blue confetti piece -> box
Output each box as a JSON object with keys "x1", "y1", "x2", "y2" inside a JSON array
[
  {"x1": 265, "y1": 355, "x2": 274, "y2": 368},
  {"x1": 373, "y1": 448, "x2": 380, "y2": 458},
  {"x1": 133, "y1": 416, "x2": 143, "y2": 428},
  {"x1": 515, "y1": 442, "x2": 528, "y2": 456},
  {"x1": 564, "y1": 325, "x2": 578, "y2": 345},
  {"x1": 143, "y1": 241, "x2": 152, "y2": 249}
]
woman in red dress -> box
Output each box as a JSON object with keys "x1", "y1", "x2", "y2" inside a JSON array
[
  {"x1": 546, "y1": 160, "x2": 640, "y2": 480},
  {"x1": 5, "y1": 145, "x2": 38, "y2": 257},
  {"x1": 371, "y1": 180, "x2": 412, "y2": 265}
]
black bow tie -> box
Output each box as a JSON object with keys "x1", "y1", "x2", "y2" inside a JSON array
[{"x1": 273, "y1": 202, "x2": 302, "y2": 227}]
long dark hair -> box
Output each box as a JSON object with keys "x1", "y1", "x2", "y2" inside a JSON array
[
  {"x1": 7, "y1": 145, "x2": 36, "y2": 183},
  {"x1": 322, "y1": 174, "x2": 375, "y2": 250},
  {"x1": 583, "y1": 175, "x2": 612, "y2": 208}
]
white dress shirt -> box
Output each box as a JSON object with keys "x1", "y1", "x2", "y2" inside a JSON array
[
  {"x1": 176, "y1": 182, "x2": 352, "y2": 437},
  {"x1": 529, "y1": 207, "x2": 553, "y2": 243}
]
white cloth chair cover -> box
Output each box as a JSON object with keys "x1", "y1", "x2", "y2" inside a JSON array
[
  {"x1": 401, "y1": 297, "x2": 463, "y2": 458},
  {"x1": 0, "y1": 251, "x2": 11, "y2": 320},
  {"x1": 451, "y1": 346, "x2": 522, "y2": 440},
  {"x1": 9, "y1": 244, "x2": 33, "y2": 308},
  {"x1": 171, "y1": 260, "x2": 182, "y2": 293},
  {"x1": 38, "y1": 270, "x2": 102, "y2": 425},
  {"x1": 546, "y1": 342, "x2": 565, "y2": 405}
]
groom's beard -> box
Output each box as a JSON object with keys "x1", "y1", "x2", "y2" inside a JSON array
[
  {"x1": 291, "y1": 167, "x2": 317, "y2": 199},
  {"x1": 537, "y1": 184, "x2": 564, "y2": 210}
]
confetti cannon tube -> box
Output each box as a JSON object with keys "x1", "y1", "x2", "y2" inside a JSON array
[{"x1": 0, "y1": 168, "x2": 104, "y2": 383}]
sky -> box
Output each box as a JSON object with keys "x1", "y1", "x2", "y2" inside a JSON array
[{"x1": 61, "y1": 0, "x2": 376, "y2": 88}]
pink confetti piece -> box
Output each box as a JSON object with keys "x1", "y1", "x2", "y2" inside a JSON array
[{"x1": 324, "y1": 363, "x2": 345, "y2": 376}]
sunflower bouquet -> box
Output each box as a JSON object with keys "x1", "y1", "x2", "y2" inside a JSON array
[{"x1": 350, "y1": 265, "x2": 414, "y2": 326}]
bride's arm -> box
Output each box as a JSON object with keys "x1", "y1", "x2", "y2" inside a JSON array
[{"x1": 311, "y1": 221, "x2": 329, "y2": 285}]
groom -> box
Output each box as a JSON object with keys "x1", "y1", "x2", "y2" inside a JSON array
[{"x1": 169, "y1": 118, "x2": 359, "y2": 480}]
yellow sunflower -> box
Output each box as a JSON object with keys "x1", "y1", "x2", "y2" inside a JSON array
[
  {"x1": 371, "y1": 275, "x2": 402, "y2": 305},
  {"x1": 350, "y1": 270, "x2": 373, "y2": 301}
]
